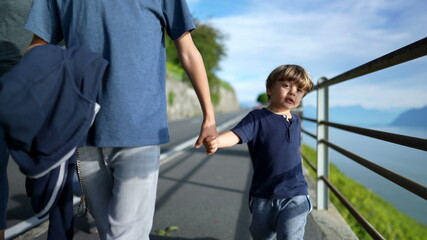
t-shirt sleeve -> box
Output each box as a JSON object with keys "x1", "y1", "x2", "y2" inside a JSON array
[
  {"x1": 24, "y1": 0, "x2": 63, "y2": 44},
  {"x1": 161, "y1": 0, "x2": 195, "y2": 40},
  {"x1": 231, "y1": 111, "x2": 258, "y2": 144}
]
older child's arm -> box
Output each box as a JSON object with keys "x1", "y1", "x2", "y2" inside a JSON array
[
  {"x1": 174, "y1": 31, "x2": 218, "y2": 148},
  {"x1": 204, "y1": 131, "x2": 241, "y2": 155}
]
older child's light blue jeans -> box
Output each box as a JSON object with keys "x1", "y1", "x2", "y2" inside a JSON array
[
  {"x1": 78, "y1": 146, "x2": 160, "y2": 240},
  {"x1": 249, "y1": 195, "x2": 313, "y2": 240}
]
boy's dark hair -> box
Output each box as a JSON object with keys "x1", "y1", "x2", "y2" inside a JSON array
[{"x1": 265, "y1": 64, "x2": 314, "y2": 99}]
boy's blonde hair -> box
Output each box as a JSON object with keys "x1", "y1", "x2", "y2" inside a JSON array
[{"x1": 266, "y1": 64, "x2": 314, "y2": 99}]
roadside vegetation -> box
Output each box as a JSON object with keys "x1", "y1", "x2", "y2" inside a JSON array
[
  {"x1": 301, "y1": 144, "x2": 427, "y2": 240},
  {"x1": 165, "y1": 20, "x2": 229, "y2": 105}
]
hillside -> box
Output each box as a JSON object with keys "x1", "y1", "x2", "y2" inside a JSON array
[
  {"x1": 390, "y1": 105, "x2": 427, "y2": 128},
  {"x1": 166, "y1": 76, "x2": 240, "y2": 120},
  {"x1": 164, "y1": 21, "x2": 241, "y2": 119}
]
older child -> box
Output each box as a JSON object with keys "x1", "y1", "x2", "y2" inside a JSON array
[
  {"x1": 204, "y1": 64, "x2": 314, "y2": 240},
  {"x1": 25, "y1": 1, "x2": 217, "y2": 239}
]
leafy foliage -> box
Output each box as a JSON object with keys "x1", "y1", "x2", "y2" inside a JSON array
[
  {"x1": 165, "y1": 20, "x2": 228, "y2": 105},
  {"x1": 168, "y1": 91, "x2": 175, "y2": 105},
  {"x1": 155, "y1": 226, "x2": 179, "y2": 236},
  {"x1": 256, "y1": 93, "x2": 269, "y2": 105},
  {"x1": 301, "y1": 145, "x2": 427, "y2": 240}
]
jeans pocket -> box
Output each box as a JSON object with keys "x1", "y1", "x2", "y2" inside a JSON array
[
  {"x1": 306, "y1": 195, "x2": 313, "y2": 213},
  {"x1": 248, "y1": 197, "x2": 254, "y2": 213}
]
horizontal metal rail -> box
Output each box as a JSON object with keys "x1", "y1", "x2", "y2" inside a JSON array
[
  {"x1": 301, "y1": 129, "x2": 317, "y2": 139},
  {"x1": 301, "y1": 123, "x2": 427, "y2": 199},
  {"x1": 314, "y1": 37, "x2": 427, "y2": 90},
  {"x1": 320, "y1": 121, "x2": 427, "y2": 152},
  {"x1": 319, "y1": 139, "x2": 427, "y2": 200},
  {"x1": 301, "y1": 154, "x2": 317, "y2": 172},
  {"x1": 302, "y1": 150, "x2": 385, "y2": 239},
  {"x1": 319, "y1": 175, "x2": 385, "y2": 240},
  {"x1": 302, "y1": 117, "x2": 427, "y2": 152},
  {"x1": 302, "y1": 37, "x2": 427, "y2": 239},
  {"x1": 302, "y1": 117, "x2": 316, "y2": 123}
]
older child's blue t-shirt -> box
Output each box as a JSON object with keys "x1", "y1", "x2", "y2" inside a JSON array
[
  {"x1": 25, "y1": 0, "x2": 195, "y2": 147},
  {"x1": 232, "y1": 108, "x2": 308, "y2": 199}
]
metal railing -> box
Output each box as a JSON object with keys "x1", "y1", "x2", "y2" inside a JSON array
[{"x1": 301, "y1": 37, "x2": 427, "y2": 240}]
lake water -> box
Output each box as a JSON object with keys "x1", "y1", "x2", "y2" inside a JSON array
[{"x1": 301, "y1": 122, "x2": 427, "y2": 225}]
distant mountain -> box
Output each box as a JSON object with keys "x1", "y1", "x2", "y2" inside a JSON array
[
  {"x1": 390, "y1": 106, "x2": 427, "y2": 128},
  {"x1": 302, "y1": 105, "x2": 401, "y2": 126}
]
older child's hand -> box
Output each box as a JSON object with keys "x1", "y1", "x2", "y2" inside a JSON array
[{"x1": 203, "y1": 136, "x2": 219, "y2": 155}]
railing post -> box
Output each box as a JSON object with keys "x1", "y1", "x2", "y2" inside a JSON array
[{"x1": 317, "y1": 77, "x2": 329, "y2": 210}]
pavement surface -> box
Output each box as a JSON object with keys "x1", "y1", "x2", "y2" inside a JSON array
[
  {"x1": 8, "y1": 111, "x2": 358, "y2": 240},
  {"x1": 22, "y1": 145, "x2": 342, "y2": 240},
  {"x1": 152, "y1": 145, "x2": 253, "y2": 240},
  {"x1": 24, "y1": 144, "x2": 252, "y2": 240}
]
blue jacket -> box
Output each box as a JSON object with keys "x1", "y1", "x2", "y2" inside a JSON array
[{"x1": 0, "y1": 44, "x2": 108, "y2": 238}]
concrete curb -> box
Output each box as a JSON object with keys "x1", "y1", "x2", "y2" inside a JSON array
[{"x1": 304, "y1": 167, "x2": 359, "y2": 240}]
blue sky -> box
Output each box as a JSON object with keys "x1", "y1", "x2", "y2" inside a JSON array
[{"x1": 186, "y1": 0, "x2": 427, "y2": 112}]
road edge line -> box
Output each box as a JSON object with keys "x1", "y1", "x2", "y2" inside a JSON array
[
  {"x1": 159, "y1": 113, "x2": 245, "y2": 165},
  {"x1": 5, "y1": 113, "x2": 246, "y2": 239}
]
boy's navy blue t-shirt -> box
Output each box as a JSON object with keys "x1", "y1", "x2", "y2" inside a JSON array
[{"x1": 232, "y1": 108, "x2": 308, "y2": 199}]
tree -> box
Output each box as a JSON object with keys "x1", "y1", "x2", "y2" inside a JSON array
[
  {"x1": 165, "y1": 20, "x2": 226, "y2": 84},
  {"x1": 165, "y1": 20, "x2": 227, "y2": 104},
  {"x1": 256, "y1": 93, "x2": 269, "y2": 105}
]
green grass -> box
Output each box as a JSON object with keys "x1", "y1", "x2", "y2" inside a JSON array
[
  {"x1": 168, "y1": 91, "x2": 175, "y2": 106},
  {"x1": 301, "y1": 144, "x2": 427, "y2": 240}
]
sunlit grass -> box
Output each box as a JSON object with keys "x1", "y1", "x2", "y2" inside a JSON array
[{"x1": 301, "y1": 144, "x2": 427, "y2": 240}]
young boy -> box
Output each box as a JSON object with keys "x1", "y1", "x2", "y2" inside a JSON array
[{"x1": 204, "y1": 64, "x2": 314, "y2": 240}]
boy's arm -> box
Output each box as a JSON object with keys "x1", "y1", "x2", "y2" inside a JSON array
[
  {"x1": 25, "y1": 34, "x2": 48, "y2": 54},
  {"x1": 204, "y1": 131, "x2": 241, "y2": 155},
  {"x1": 174, "y1": 31, "x2": 218, "y2": 148},
  {"x1": 218, "y1": 131, "x2": 241, "y2": 148}
]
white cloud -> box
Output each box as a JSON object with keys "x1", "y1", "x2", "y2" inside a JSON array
[{"x1": 196, "y1": 0, "x2": 427, "y2": 109}]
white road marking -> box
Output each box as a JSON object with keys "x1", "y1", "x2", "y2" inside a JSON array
[{"x1": 5, "y1": 113, "x2": 246, "y2": 239}]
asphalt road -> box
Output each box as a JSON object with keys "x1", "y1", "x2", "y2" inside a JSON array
[
  {"x1": 5, "y1": 110, "x2": 249, "y2": 240},
  {"x1": 6, "y1": 109, "x2": 356, "y2": 240}
]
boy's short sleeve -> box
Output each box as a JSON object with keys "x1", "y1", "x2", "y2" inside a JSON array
[
  {"x1": 231, "y1": 111, "x2": 258, "y2": 144},
  {"x1": 161, "y1": 0, "x2": 195, "y2": 40},
  {"x1": 24, "y1": 0, "x2": 63, "y2": 44}
]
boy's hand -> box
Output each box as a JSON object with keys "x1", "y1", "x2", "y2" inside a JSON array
[
  {"x1": 203, "y1": 136, "x2": 219, "y2": 155},
  {"x1": 195, "y1": 118, "x2": 217, "y2": 148}
]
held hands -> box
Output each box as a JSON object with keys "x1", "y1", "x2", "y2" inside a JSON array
[
  {"x1": 193, "y1": 119, "x2": 220, "y2": 155},
  {"x1": 199, "y1": 131, "x2": 239, "y2": 155},
  {"x1": 203, "y1": 136, "x2": 219, "y2": 155},
  {"x1": 194, "y1": 118, "x2": 218, "y2": 154}
]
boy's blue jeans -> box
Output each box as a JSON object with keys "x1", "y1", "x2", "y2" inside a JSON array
[
  {"x1": 249, "y1": 195, "x2": 313, "y2": 240},
  {"x1": 78, "y1": 146, "x2": 160, "y2": 240}
]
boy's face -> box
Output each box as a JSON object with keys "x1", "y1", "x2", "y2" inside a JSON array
[{"x1": 267, "y1": 80, "x2": 306, "y2": 111}]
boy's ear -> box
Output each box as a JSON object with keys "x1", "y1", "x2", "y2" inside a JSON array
[{"x1": 266, "y1": 87, "x2": 272, "y2": 97}]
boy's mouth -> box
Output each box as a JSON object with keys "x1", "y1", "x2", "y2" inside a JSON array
[{"x1": 285, "y1": 97, "x2": 295, "y2": 104}]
